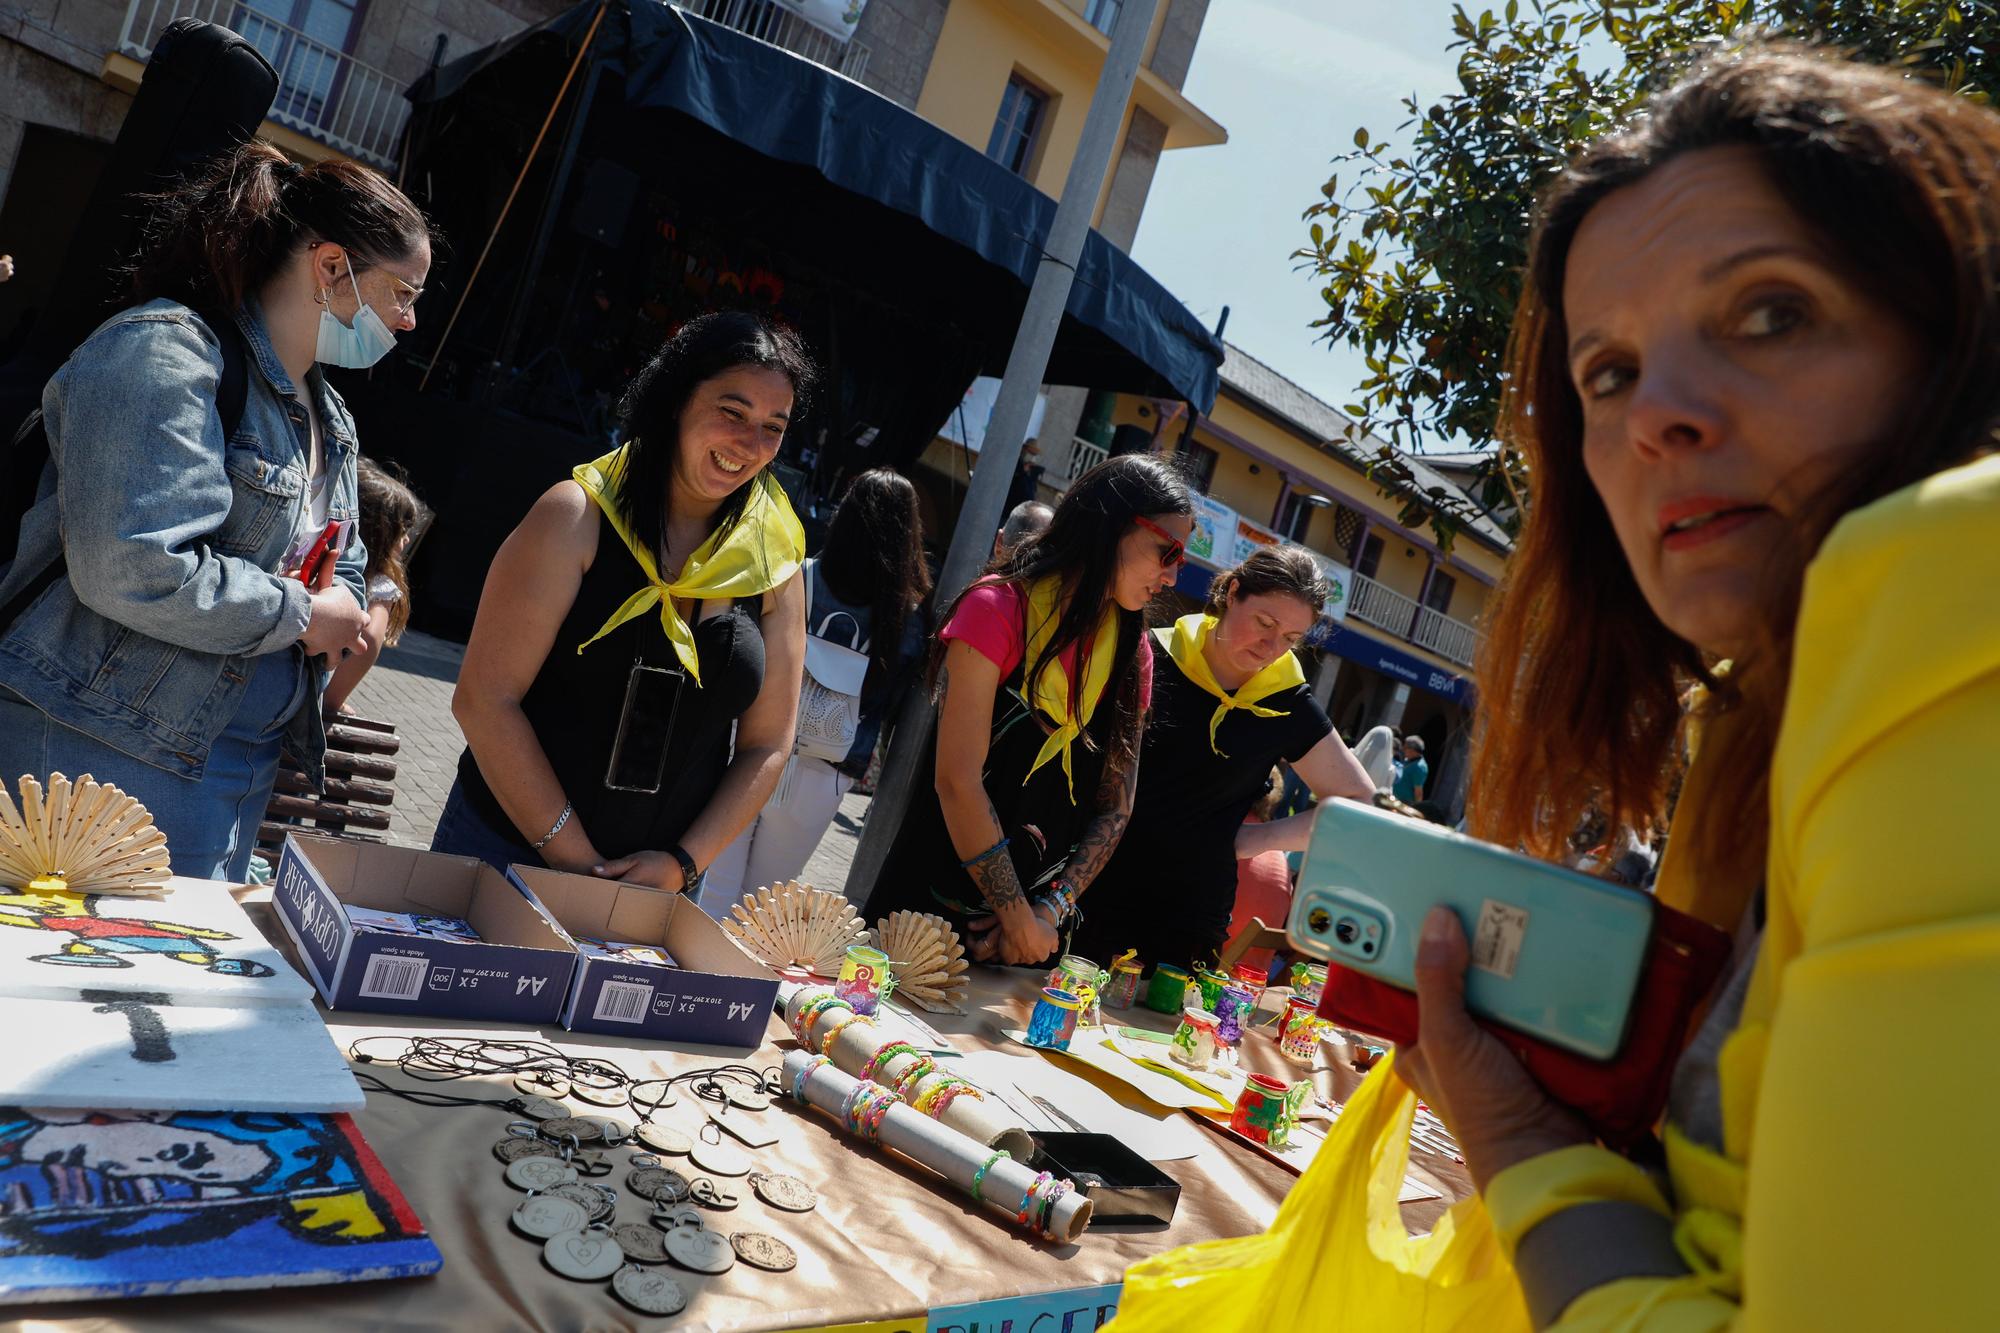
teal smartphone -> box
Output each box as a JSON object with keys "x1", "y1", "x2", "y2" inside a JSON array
[{"x1": 1286, "y1": 798, "x2": 1655, "y2": 1060}]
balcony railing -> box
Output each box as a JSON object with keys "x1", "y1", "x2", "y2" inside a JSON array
[
  {"x1": 682, "y1": 0, "x2": 873, "y2": 80},
  {"x1": 1052, "y1": 435, "x2": 1110, "y2": 487},
  {"x1": 120, "y1": 0, "x2": 408, "y2": 168},
  {"x1": 1348, "y1": 572, "x2": 1483, "y2": 669}
]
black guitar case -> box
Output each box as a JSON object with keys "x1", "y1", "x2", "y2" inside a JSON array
[{"x1": 0, "y1": 19, "x2": 277, "y2": 560}]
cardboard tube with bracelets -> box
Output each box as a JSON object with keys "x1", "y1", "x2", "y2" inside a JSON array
[
  {"x1": 782, "y1": 1048, "x2": 1091, "y2": 1243},
  {"x1": 787, "y1": 988, "x2": 1037, "y2": 1160}
]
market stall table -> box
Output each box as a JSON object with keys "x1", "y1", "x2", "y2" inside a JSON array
[{"x1": 4, "y1": 881, "x2": 1470, "y2": 1331}]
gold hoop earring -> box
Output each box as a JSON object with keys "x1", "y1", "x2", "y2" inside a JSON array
[{"x1": 313, "y1": 287, "x2": 330, "y2": 308}]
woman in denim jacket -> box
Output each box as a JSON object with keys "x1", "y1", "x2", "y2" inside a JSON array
[{"x1": 0, "y1": 143, "x2": 433, "y2": 882}]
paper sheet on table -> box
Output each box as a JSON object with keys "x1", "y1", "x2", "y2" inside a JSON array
[
  {"x1": 955, "y1": 1050, "x2": 1207, "y2": 1161},
  {"x1": 1085, "y1": 1027, "x2": 1245, "y2": 1109}
]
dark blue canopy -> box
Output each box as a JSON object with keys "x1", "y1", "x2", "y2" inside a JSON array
[{"x1": 416, "y1": 0, "x2": 1222, "y2": 411}]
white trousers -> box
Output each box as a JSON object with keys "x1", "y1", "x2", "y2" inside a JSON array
[{"x1": 701, "y1": 753, "x2": 853, "y2": 917}]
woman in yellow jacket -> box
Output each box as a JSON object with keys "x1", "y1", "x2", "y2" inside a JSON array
[{"x1": 1397, "y1": 47, "x2": 2000, "y2": 1328}]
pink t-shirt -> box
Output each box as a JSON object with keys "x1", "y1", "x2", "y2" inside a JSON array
[{"x1": 942, "y1": 581, "x2": 1153, "y2": 711}]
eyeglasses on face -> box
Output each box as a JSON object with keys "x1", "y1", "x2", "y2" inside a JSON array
[{"x1": 1133, "y1": 514, "x2": 1185, "y2": 570}]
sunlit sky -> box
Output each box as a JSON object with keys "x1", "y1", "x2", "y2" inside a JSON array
[{"x1": 1129, "y1": 0, "x2": 1466, "y2": 433}]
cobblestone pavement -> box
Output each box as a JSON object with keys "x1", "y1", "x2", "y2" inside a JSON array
[{"x1": 345, "y1": 629, "x2": 872, "y2": 901}]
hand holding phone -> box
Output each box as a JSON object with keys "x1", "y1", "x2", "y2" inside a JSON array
[{"x1": 1288, "y1": 798, "x2": 1653, "y2": 1058}]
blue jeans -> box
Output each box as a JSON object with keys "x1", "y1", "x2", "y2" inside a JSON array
[
  {"x1": 431, "y1": 778, "x2": 703, "y2": 910},
  {"x1": 431, "y1": 780, "x2": 544, "y2": 874},
  {"x1": 0, "y1": 648, "x2": 306, "y2": 883}
]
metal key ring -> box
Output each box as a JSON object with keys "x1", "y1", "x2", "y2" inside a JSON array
[
  {"x1": 699, "y1": 1121, "x2": 723, "y2": 1145},
  {"x1": 630, "y1": 1153, "x2": 663, "y2": 1170},
  {"x1": 506, "y1": 1121, "x2": 542, "y2": 1139}
]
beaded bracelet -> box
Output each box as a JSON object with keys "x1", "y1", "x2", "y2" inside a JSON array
[
  {"x1": 1014, "y1": 1171, "x2": 1055, "y2": 1227},
  {"x1": 790, "y1": 992, "x2": 849, "y2": 1046},
  {"x1": 862, "y1": 1039, "x2": 921, "y2": 1083},
  {"x1": 817, "y1": 1010, "x2": 876, "y2": 1054},
  {"x1": 889, "y1": 1057, "x2": 938, "y2": 1100},
  {"x1": 971, "y1": 1148, "x2": 1010, "y2": 1204},
  {"x1": 791, "y1": 1054, "x2": 830, "y2": 1105}
]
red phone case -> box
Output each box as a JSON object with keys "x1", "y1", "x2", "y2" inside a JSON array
[
  {"x1": 296, "y1": 519, "x2": 343, "y2": 584},
  {"x1": 1316, "y1": 899, "x2": 1734, "y2": 1147}
]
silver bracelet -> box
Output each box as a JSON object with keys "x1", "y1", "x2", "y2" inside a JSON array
[{"x1": 532, "y1": 802, "x2": 573, "y2": 851}]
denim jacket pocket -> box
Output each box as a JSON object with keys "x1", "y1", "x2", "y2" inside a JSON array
[{"x1": 219, "y1": 436, "x2": 305, "y2": 557}]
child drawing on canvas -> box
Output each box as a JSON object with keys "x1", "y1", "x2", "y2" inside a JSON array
[{"x1": 0, "y1": 888, "x2": 275, "y2": 976}]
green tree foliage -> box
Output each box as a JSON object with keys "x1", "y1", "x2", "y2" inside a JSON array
[{"x1": 1299, "y1": 0, "x2": 1997, "y2": 545}]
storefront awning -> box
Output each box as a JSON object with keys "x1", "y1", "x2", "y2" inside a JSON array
[{"x1": 412, "y1": 0, "x2": 1223, "y2": 412}]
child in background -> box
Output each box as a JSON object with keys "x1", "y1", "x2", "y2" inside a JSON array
[
  {"x1": 1228, "y1": 768, "x2": 1296, "y2": 981},
  {"x1": 324, "y1": 458, "x2": 429, "y2": 715}
]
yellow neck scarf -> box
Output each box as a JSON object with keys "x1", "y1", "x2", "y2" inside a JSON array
[
  {"x1": 571, "y1": 444, "x2": 804, "y2": 685},
  {"x1": 1020, "y1": 575, "x2": 1121, "y2": 803},
  {"x1": 1159, "y1": 612, "x2": 1302, "y2": 757}
]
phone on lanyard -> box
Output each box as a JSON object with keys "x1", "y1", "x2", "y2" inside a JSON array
[
  {"x1": 1287, "y1": 798, "x2": 1655, "y2": 1060},
  {"x1": 604, "y1": 661, "x2": 686, "y2": 794}
]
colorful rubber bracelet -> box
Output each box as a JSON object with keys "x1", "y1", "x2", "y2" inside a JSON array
[
  {"x1": 862, "y1": 1039, "x2": 921, "y2": 1083},
  {"x1": 791, "y1": 1054, "x2": 830, "y2": 1105},
  {"x1": 1033, "y1": 1177, "x2": 1074, "y2": 1236},
  {"x1": 1015, "y1": 1171, "x2": 1055, "y2": 1227},
  {"x1": 817, "y1": 1010, "x2": 875, "y2": 1054},
  {"x1": 959, "y1": 836, "x2": 1011, "y2": 869},
  {"x1": 921, "y1": 1080, "x2": 983, "y2": 1118},
  {"x1": 889, "y1": 1056, "x2": 938, "y2": 1099},
  {"x1": 971, "y1": 1149, "x2": 1010, "y2": 1204},
  {"x1": 790, "y1": 992, "x2": 848, "y2": 1045}
]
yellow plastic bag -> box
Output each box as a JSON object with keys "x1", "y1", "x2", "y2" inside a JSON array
[{"x1": 1106, "y1": 1051, "x2": 1530, "y2": 1333}]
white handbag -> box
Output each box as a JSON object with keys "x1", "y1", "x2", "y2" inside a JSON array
[{"x1": 792, "y1": 560, "x2": 870, "y2": 765}]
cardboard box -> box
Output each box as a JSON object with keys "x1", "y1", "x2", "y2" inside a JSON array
[
  {"x1": 273, "y1": 833, "x2": 577, "y2": 1023},
  {"x1": 510, "y1": 866, "x2": 780, "y2": 1051}
]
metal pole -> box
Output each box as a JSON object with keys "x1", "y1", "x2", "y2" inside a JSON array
[
  {"x1": 417, "y1": 0, "x2": 608, "y2": 392},
  {"x1": 843, "y1": 0, "x2": 1163, "y2": 908},
  {"x1": 496, "y1": 57, "x2": 609, "y2": 368}
]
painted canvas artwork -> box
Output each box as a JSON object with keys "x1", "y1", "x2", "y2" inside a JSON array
[
  {"x1": 0, "y1": 996, "x2": 364, "y2": 1112},
  {"x1": 0, "y1": 882, "x2": 309, "y2": 1005},
  {"x1": 0, "y1": 1108, "x2": 441, "y2": 1301}
]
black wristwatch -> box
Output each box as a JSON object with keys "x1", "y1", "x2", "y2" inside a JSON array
[{"x1": 668, "y1": 844, "x2": 703, "y2": 893}]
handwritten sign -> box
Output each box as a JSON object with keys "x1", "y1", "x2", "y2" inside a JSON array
[{"x1": 927, "y1": 1282, "x2": 1122, "y2": 1333}]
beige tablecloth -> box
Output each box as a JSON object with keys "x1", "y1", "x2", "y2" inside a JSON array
[{"x1": 3, "y1": 885, "x2": 1469, "y2": 1331}]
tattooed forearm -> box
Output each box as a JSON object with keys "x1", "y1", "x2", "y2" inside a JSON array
[
  {"x1": 1064, "y1": 743, "x2": 1139, "y2": 897},
  {"x1": 965, "y1": 795, "x2": 1028, "y2": 912}
]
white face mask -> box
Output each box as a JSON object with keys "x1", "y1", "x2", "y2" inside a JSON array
[{"x1": 316, "y1": 254, "x2": 397, "y2": 369}]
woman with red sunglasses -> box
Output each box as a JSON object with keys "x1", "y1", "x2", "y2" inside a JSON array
[{"x1": 863, "y1": 455, "x2": 1194, "y2": 967}]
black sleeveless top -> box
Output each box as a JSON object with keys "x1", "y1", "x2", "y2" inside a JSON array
[
  {"x1": 456, "y1": 511, "x2": 766, "y2": 860},
  {"x1": 1068, "y1": 648, "x2": 1331, "y2": 969},
  {"x1": 862, "y1": 618, "x2": 1119, "y2": 952}
]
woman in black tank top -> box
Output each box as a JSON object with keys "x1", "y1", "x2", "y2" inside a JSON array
[{"x1": 435, "y1": 313, "x2": 816, "y2": 905}]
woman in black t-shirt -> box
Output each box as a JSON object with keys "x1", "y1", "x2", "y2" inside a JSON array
[{"x1": 1068, "y1": 546, "x2": 1374, "y2": 970}]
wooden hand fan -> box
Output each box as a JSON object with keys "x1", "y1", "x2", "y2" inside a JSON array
[
  {"x1": 874, "y1": 910, "x2": 969, "y2": 1014},
  {"x1": 0, "y1": 773, "x2": 172, "y2": 897},
  {"x1": 722, "y1": 880, "x2": 866, "y2": 976}
]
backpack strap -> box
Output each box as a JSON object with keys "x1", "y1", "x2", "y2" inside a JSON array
[{"x1": 1, "y1": 313, "x2": 250, "y2": 633}]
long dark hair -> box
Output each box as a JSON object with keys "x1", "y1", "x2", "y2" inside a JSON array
[
  {"x1": 939, "y1": 453, "x2": 1194, "y2": 769},
  {"x1": 611, "y1": 311, "x2": 818, "y2": 565},
  {"x1": 818, "y1": 468, "x2": 931, "y2": 673},
  {"x1": 132, "y1": 141, "x2": 434, "y2": 311},
  {"x1": 356, "y1": 457, "x2": 430, "y2": 645},
  {"x1": 1471, "y1": 44, "x2": 2000, "y2": 889}
]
